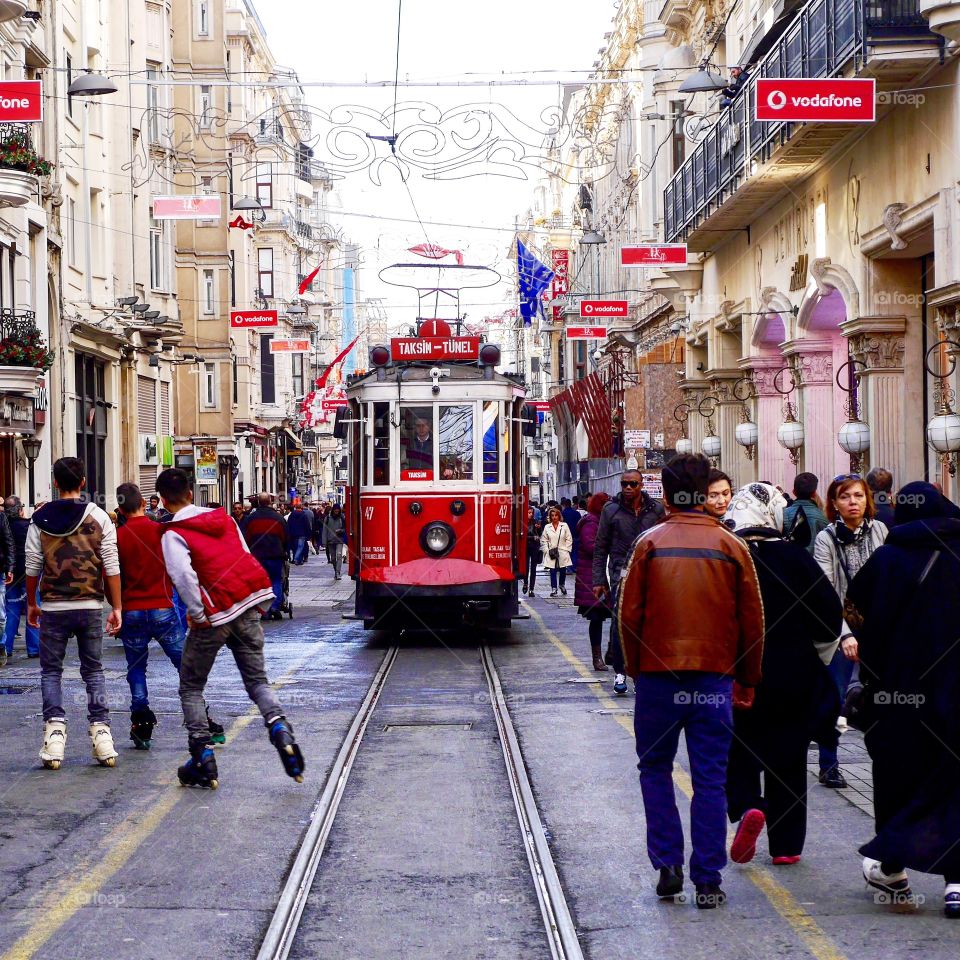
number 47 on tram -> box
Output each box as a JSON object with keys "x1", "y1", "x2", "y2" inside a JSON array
[{"x1": 334, "y1": 321, "x2": 538, "y2": 632}]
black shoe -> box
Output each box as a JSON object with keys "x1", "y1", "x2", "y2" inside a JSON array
[
  {"x1": 177, "y1": 736, "x2": 219, "y2": 789},
  {"x1": 819, "y1": 766, "x2": 847, "y2": 789},
  {"x1": 656, "y1": 866, "x2": 684, "y2": 899},
  {"x1": 694, "y1": 883, "x2": 726, "y2": 909},
  {"x1": 130, "y1": 707, "x2": 157, "y2": 750}
]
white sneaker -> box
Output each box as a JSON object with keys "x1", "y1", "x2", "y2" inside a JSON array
[
  {"x1": 89, "y1": 722, "x2": 118, "y2": 767},
  {"x1": 836, "y1": 715, "x2": 848, "y2": 733},
  {"x1": 613, "y1": 674, "x2": 628, "y2": 696},
  {"x1": 40, "y1": 719, "x2": 67, "y2": 769},
  {"x1": 863, "y1": 857, "x2": 910, "y2": 896}
]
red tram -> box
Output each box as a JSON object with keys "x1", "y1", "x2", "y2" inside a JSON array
[{"x1": 335, "y1": 317, "x2": 535, "y2": 631}]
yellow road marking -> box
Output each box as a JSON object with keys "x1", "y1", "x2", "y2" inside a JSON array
[
  {"x1": 526, "y1": 604, "x2": 848, "y2": 960},
  {"x1": 2, "y1": 653, "x2": 309, "y2": 960}
]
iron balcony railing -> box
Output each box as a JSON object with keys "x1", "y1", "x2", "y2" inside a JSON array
[{"x1": 663, "y1": 0, "x2": 941, "y2": 243}]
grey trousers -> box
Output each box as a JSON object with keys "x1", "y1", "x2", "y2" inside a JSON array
[
  {"x1": 179, "y1": 608, "x2": 282, "y2": 741},
  {"x1": 39, "y1": 608, "x2": 109, "y2": 723}
]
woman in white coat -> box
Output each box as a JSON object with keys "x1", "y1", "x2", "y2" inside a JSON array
[{"x1": 540, "y1": 506, "x2": 573, "y2": 597}]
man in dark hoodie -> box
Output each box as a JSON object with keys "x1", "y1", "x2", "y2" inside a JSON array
[
  {"x1": 241, "y1": 492, "x2": 289, "y2": 621},
  {"x1": 286, "y1": 501, "x2": 313, "y2": 566},
  {"x1": 26, "y1": 457, "x2": 122, "y2": 770},
  {"x1": 156, "y1": 468, "x2": 303, "y2": 788},
  {"x1": 592, "y1": 468, "x2": 665, "y2": 695},
  {"x1": 2, "y1": 496, "x2": 38, "y2": 662}
]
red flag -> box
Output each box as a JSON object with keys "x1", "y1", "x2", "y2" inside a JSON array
[
  {"x1": 315, "y1": 335, "x2": 361, "y2": 389},
  {"x1": 407, "y1": 243, "x2": 464, "y2": 266},
  {"x1": 298, "y1": 263, "x2": 322, "y2": 295}
]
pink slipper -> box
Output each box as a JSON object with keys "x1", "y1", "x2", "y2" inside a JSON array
[{"x1": 730, "y1": 808, "x2": 766, "y2": 864}]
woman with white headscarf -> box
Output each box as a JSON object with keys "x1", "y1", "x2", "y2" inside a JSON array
[{"x1": 722, "y1": 484, "x2": 843, "y2": 867}]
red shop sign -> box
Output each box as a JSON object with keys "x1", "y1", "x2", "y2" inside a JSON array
[
  {"x1": 580, "y1": 300, "x2": 628, "y2": 318},
  {"x1": 566, "y1": 325, "x2": 607, "y2": 340},
  {"x1": 0, "y1": 81, "x2": 43, "y2": 122},
  {"x1": 621, "y1": 244, "x2": 688, "y2": 267},
  {"x1": 152, "y1": 196, "x2": 222, "y2": 220},
  {"x1": 230, "y1": 309, "x2": 278, "y2": 328},
  {"x1": 755, "y1": 78, "x2": 876, "y2": 123},
  {"x1": 321, "y1": 398, "x2": 348, "y2": 410}
]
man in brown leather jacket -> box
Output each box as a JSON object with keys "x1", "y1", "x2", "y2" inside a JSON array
[{"x1": 617, "y1": 454, "x2": 764, "y2": 910}]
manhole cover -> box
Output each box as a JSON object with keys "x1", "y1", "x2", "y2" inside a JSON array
[
  {"x1": 0, "y1": 686, "x2": 31, "y2": 695},
  {"x1": 383, "y1": 722, "x2": 473, "y2": 732}
]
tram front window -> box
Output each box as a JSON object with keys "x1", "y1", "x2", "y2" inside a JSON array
[
  {"x1": 482, "y1": 401, "x2": 500, "y2": 484},
  {"x1": 372, "y1": 402, "x2": 390, "y2": 485},
  {"x1": 439, "y1": 405, "x2": 473, "y2": 480},
  {"x1": 400, "y1": 406, "x2": 434, "y2": 479}
]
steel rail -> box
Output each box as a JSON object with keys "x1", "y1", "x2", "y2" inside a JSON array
[
  {"x1": 256, "y1": 645, "x2": 400, "y2": 960},
  {"x1": 480, "y1": 645, "x2": 585, "y2": 960}
]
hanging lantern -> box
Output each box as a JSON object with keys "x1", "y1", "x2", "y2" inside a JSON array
[
  {"x1": 675, "y1": 437, "x2": 693, "y2": 455},
  {"x1": 838, "y1": 419, "x2": 871, "y2": 455},
  {"x1": 926, "y1": 412, "x2": 960, "y2": 454},
  {"x1": 777, "y1": 408, "x2": 804, "y2": 466},
  {"x1": 735, "y1": 420, "x2": 758, "y2": 448},
  {"x1": 701, "y1": 434, "x2": 721, "y2": 458}
]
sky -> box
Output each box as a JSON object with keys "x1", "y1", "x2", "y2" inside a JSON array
[{"x1": 256, "y1": 0, "x2": 620, "y2": 335}]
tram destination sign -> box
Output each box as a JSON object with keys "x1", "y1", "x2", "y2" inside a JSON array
[
  {"x1": 390, "y1": 336, "x2": 480, "y2": 361},
  {"x1": 230, "y1": 309, "x2": 278, "y2": 328},
  {"x1": 580, "y1": 300, "x2": 628, "y2": 318},
  {"x1": 621, "y1": 244, "x2": 687, "y2": 267},
  {"x1": 0, "y1": 81, "x2": 43, "y2": 122},
  {"x1": 755, "y1": 78, "x2": 876, "y2": 123},
  {"x1": 566, "y1": 325, "x2": 607, "y2": 341}
]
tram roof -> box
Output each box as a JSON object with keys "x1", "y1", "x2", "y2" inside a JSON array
[{"x1": 347, "y1": 363, "x2": 526, "y2": 394}]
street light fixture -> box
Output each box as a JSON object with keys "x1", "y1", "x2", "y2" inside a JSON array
[
  {"x1": 579, "y1": 229, "x2": 607, "y2": 245},
  {"x1": 131, "y1": 302, "x2": 151, "y2": 313},
  {"x1": 67, "y1": 72, "x2": 119, "y2": 97},
  {"x1": 287, "y1": 302, "x2": 307, "y2": 316},
  {"x1": 678, "y1": 63, "x2": 728, "y2": 94},
  {"x1": 117, "y1": 296, "x2": 139, "y2": 307},
  {"x1": 21, "y1": 436, "x2": 41, "y2": 506}
]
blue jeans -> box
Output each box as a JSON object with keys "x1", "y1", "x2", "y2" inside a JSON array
[
  {"x1": 818, "y1": 646, "x2": 856, "y2": 771},
  {"x1": 634, "y1": 672, "x2": 735, "y2": 885},
  {"x1": 261, "y1": 557, "x2": 284, "y2": 612},
  {"x1": 292, "y1": 537, "x2": 309, "y2": 564},
  {"x1": 118, "y1": 608, "x2": 185, "y2": 711},
  {"x1": 4, "y1": 584, "x2": 39, "y2": 656},
  {"x1": 549, "y1": 567, "x2": 566, "y2": 590}
]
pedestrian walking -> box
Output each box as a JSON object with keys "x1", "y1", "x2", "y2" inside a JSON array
[
  {"x1": 115, "y1": 483, "x2": 225, "y2": 750},
  {"x1": 522, "y1": 506, "x2": 542, "y2": 597},
  {"x1": 231, "y1": 502, "x2": 247, "y2": 526},
  {"x1": 866, "y1": 467, "x2": 896, "y2": 528},
  {"x1": 540, "y1": 507, "x2": 572, "y2": 597},
  {"x1": 155, "y1": 468, "x2": 303, "y2": 789},
  {"x1": 704, "y1": 469, "x2": 733, "y2": 522},
  {"x1": 574, "y1": 493, "x2": 611, "y2": 671},
  {"x1": 311, "y1": 504, "x2": 324, "y2": 556},
  {"x1": 812, "y1": 474, "x2": 888, "y2": 788},
  {"x1": 26, "y1": 457, "x2": 122, "y2": 770},
  {"x1": 242, "y1": 493, "x2": 289, "y2": 622},
  {"x1": 0, "y1": 498, "x2": 15, "y2": 664},
  {"x1": 322, "y1": 505, "x2": 346, "y2": 580},
  {"x1": 2, "y1": 496, "x2": 39, "y2": 661},
  {"x1": 722, "y1": 483, "x2": 842, "y2": 867},
  {"x1": 286, "y1": 502, "x2": 313, "y2": 565},
  {"x1": 846, "y1": 482, "x2": 960, "y2": 916},
  {"x1": 618, "y1": 454, "x2": 764, "y2": 908},
  {"x1": 592, "y1": 468, "x2": 665, "y2": 696},
  {"x1": 561, "y1": 497, "x2": 581, "y2": 572},
  {"x1": 782, "y1": 472, "x2": 829, "y2": 551}
]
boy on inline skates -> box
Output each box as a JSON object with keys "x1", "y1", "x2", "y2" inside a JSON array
[
  {"x1": 26, "y1": 457, "x2": 122, "y2": 769},
  {"x1": 154, "y1": 468, "x2": 304, "y2": 789}
]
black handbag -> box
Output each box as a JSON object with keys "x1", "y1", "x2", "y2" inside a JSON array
[{"x1": 548, "y1": 547, "x2": 559, "y2": 561}]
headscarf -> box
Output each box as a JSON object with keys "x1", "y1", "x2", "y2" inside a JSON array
[
  {"x1": 893, "y1": 480, "x2": 960, "y2": 524},
  {"x1": 724, "y1": 482, "x2": 787, "y2": 533}
]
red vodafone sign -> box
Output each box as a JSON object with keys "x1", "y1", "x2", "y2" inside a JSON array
[
  {"x1": 755, "y1": 78, "x2": 875, "y2": 123},
  {"x1": 389, "y1": 336, "x2": 480, "y2": 361},
  {"x1": 621, "y1": 244, "x2": 687, "y2": 267},
  {"x1": 530, "y1": 401, "x2": 552, "y2": 412},
  {"x1": 580, "y1": 300, "x2": 628, "y2": 318},
  {"x1": 152, "y1": 196, "x2": 222, "y2": 220},
  {"x1": 0, "y1": 81, "x2": 43, "y2": 122},
  {"x1": 566, "y1": 325, "x2": 607, "y2": 340},
  {"x1": 321, "y1": 398, "x2": 348, "y2": 410},
  {"x1": 231, "y1": 309, "x2": 278, "y2": 328}
]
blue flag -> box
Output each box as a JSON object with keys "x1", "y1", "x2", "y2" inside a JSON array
[{"x1": 517, "y1": 239, "x2": 555, "y2": 326}]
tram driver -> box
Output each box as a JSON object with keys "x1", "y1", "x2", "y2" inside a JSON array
[{"x1": 401, "y1": 409, "x2": 434, "y2": 473}]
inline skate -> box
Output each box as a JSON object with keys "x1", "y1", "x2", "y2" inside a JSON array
[
  {"x1": 266, "y1": 715, "x2": 304, "y2": 782},
  {"x1": 177, "y1": 736, "x2": 219, "y2": 789},
  {"x1": 39, "y1": 719, "x2": 67, "y2": 770},
  {"x1": 89, "y1": 722, "x2": 119, "y2": 767},
  {"x1": 130, "y1": 707, "x2": 157, "y2": 750},
  {"x1": 206, "y1": 706, "x2": 226, "y2": 746}
]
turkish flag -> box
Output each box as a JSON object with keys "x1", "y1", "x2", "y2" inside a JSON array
[
  {"x1": 408, "y1": 244, "x2": 464, "y2": 266},
  {"x1": 298, "y1": 263, "x2": 322, "y2": 295}
]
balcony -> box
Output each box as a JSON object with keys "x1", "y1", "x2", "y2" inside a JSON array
[{"x1": 663, "y1": 0, "x2": 944, "y2": 250}]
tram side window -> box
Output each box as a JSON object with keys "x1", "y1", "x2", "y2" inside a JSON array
[
  {"x1": 439, "y1": 405, "x2": 473, "y2": 480},
  {"x1": 481, "y1": 401, "x2": 500, "y2": 484},
  {"x1": 372, "y1": 402, "x2": 390, "y2": 485},
  {"x1": 400, "y1": 405, "x2": 434, "y2": 479}
]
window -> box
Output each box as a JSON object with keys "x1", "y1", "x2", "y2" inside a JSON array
[
  {"x1": 75, "y1": 354, "x2": 108, "y2": 507},
  {"x1": 0, "y1": 243, "x2": 14, "y2": 310},
  {"x1": 257, "y1": 247, "x2": 273, "y2": 298},
  {"x1": 400, "y1": 405, "x2": 434, "y2": 479},
  {"x1": 481, "y1": 401, "x2": 500, "y2": 484},
  {"x1": 201, "y1": 362, "x2": 217, "y2": 408},
  {"x1": 260, "y1": 335, "x2": 275, "y2": 404},
  {"x1": 291, "y1": 353, "x2": 304, "y2": 397},
  {"x1": 150, "y1": 222, "x2": 168, "y2": 290},
  {"x1": 146, "y1": 64, "x2": 161, "y2": 143},
  {"x1": 255, "y1": 162, "x2": 273, "y2": 208},
  {"x1": 196, "y1": 0, "x2": 210, "y2": 37},
  {"x1": 146, "y1": 3, "x2": 163, "y2": 49},
  {"x1": 66, "y1": 53, "x2": 73, "y2": 119},
  {"x1": 66, "y1": 197, "x2": 77, "y2": 266},
  {"x1": 671, "y1": 99, "x2": 686, "y2": 173},
  {"x1": 438, "y1": 405, "x2": 473, "y2": 481},
  {"x1": 199, "y1": 175, "x2": 218, "y2": 225},
  {"x1": 226, "y1": 52, "x2": 232, "y2": 112},
  {"x1": 90, "y1": 189, "x2": 104, "y2": 277},
  {"x1": 232, "y1": 357, "x2": 238, "y2": 405},
  {"x1": 574, "y1": 340, "x2": 587, "y2": 381},
  {"x1": 201, "y1": 268, "x2": 215, "y2": 315},
  {"x1": 199, "y1": 85, "x2": 212, "y2": 128},
  {"x1": 229, "y1": 250, "x2": 236, "y2": 306},
  {"x1": 371, "y1": 401, "x2": 390, "y2": 485}
]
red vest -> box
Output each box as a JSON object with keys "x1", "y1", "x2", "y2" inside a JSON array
[{"x1": 165, "y1": 509, "x2": 272, "y2": 624}]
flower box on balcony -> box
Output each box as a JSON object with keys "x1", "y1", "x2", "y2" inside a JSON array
[
  {"x1": 0, "y1": 169, "x2": 37, "y2": 208},
  {"x1": 0, "y1": 365, "x2": 41, "y2": 393}
]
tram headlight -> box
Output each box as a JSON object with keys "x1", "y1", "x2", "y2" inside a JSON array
[{"x1": 420, "y1": 521, "x2": 455, "y2": 557}]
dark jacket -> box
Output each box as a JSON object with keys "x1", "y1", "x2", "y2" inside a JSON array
[
  {"x1": 561, "y1": 506, "x2": 582, "y2": 539},
  {"x1": 782, "y1": 499, "x2": 829, "y2": 553},
  {"x1": 7, "y1": 514, "x2": 29, "y2": 587},
  {"x1": 592, "y1": 492, "x2": 665, "y2": 589},
  {"x1": 0, "y1": 510, "x2": 13, "y2": 576},
  {"x1": 526, "y1": 518, "x2": 543, "y2": 563},
  {"x1": 286, "y1": 508, "x2": 313, "y2": 540},
  {"x1": 322, "y1": 511, "x2": 346, "y2": 544},
  {"x1": 872, "y1": 492, "x2": 896, "y2": 528},
  {"x1": 574, "y1": 512, "x2": 608, "y2": 615},
  {"x1": 617, "y1": 511, "x2": 764, "y2": 685},
  {"x1": 242, "y1": 506, "x2": 289, "y2": 561},
  {"x1": 847, "y1": 516, "x2": 960, "y2": 874}
]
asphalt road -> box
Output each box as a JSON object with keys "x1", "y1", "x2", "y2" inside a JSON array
[{"x1": 0, "y1": 557, "x2": 957, "y2": 960}]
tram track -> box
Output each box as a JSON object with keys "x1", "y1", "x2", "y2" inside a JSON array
[{"x1": 256, "y1": 640, "x2": 584, "y2": 960}]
